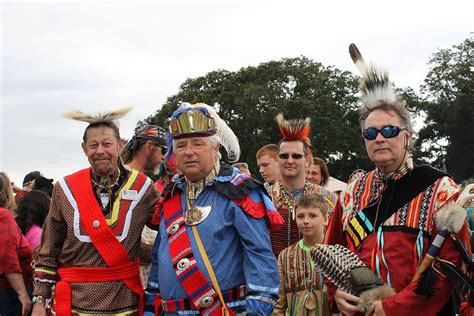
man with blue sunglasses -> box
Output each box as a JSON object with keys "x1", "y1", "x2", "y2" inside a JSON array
[{"x1": 324, "y1": 44, "x2": 470, "y2": 316}]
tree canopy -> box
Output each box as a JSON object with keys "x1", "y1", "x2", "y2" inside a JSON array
[
  {"x1": 140, "y1": 38, "x2": 473, "y2": 183},
  {"x1": 140, "y1": 56, "x2": 372, "y2": 181},
  {"x1": 415, "y1": 38, "x2": 474, "y2": 181}
]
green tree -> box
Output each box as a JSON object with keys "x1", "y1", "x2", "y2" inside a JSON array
[
  {"x1": 416, "y1": 38, "x2": 474, "y2": 181},
  {"x1": 141, "y1": 56, "x2": 374, "y2": 181}
]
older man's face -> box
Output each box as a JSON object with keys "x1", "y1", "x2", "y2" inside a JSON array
[
  {"x1": 174, "y1": 137, "x2": 219, "y2": 182},
  {"x1": 82, "y1": 126, "x2": 121, "y2": 176},
  {"x1": 364, "y1": 109, "x2": 409, "y2": 174}
]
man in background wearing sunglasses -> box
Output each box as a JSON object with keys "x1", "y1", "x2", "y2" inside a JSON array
[
  {"x1": 267, "y1": 113, "x2": 337, "y2": 258},
  {"x1": 120, "y1": 125, "x2": 169, "y2": 289},
  {"x1": 121, "y1": 125, "x2": 168, "y2": 177},
  {"x1": 324, "y1": 44, "x2": 470, "y2": 316}
]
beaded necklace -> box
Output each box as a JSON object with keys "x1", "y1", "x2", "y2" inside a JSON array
[
  {"x1": 279, "y1": 182, "x2": 312, "y2": 248},
  {"x1": 184, "y1": 162, "x2": 220, "y2": 222},
  {"x1": 91, "y1": 168, "x2": 121, "y2": 214},
  {"x1": 299, "y1": 239, "x2": 321, "y2": 310}
]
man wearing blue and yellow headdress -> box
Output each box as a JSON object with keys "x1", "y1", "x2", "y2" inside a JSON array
[{"x1": 145, "y1": 102, "x2": 284, "y2": 315}]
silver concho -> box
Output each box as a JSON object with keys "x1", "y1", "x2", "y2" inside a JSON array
[
  {"x1": 167, "y1": 223, "x2": 180, "y2": 235},
  {"x1": 199, "y1": 296, "x2": 214, "y2": 307},
  {"x1": 185, "y1": 205, "x2": 211, "y2": 225},
  {"x1": 92, "y1": 220, "x2": 100, "y2": 228},
  {"x1": 177, "y1": 258, "x2": 190, "y2": 271}
]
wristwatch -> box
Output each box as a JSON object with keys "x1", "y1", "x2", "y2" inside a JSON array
[{"x1": 32, "y1": 295, "x2": 45, "y2": 304}]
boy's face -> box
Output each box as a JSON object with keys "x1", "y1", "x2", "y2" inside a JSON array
[{"x1": 296, "y1": 207, "x2": 327, "y2": 239}]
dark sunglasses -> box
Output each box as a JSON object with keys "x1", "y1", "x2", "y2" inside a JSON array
[
  {"x1": 278, "y1": 153, "x2": 305, "y2": 160},
  {"x1": 362, "y1": 125, "x2": 407, "y2": 141}
]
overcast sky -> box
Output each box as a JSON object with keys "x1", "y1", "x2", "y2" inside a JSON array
[{"x1": 1, "y1": 0, "x2": 472, "y2": 185}]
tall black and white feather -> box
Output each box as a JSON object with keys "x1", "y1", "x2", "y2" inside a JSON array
[{"x1": 349, "y1": 43, "x2": 398, "y2": 108}]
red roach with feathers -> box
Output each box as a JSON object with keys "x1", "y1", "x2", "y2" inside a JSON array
[{"x1": 276, "y1": 113, "x2": 312, "y2": 147}]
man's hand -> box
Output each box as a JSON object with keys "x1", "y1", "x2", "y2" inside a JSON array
[
  {"x1": 18, "y1": 293, "x2": 32, "y2": 316},
  {"x1": 31, "y1": 301, "x2": 47, "y2": 316},
  {"x1": 367, "y1": 300, "x2": 386, "y2": 316},
  {"x1": 334, "y1": 288, "x2": 361, "y2": 315},
  {"x1": 11, "y1": 182, "x2": 25, "y2": 194},
  {"x1": 457, "y1": 183, "x2": 474, "y2": 207}
]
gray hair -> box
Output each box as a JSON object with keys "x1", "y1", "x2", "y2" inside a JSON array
[{"x1": 172, "y1": 134, "x2": 221, "y2": 149}]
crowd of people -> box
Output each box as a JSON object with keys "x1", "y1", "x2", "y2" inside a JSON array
[{"x1": 1, "y1": 45, "x2": 473, "y2": 316}]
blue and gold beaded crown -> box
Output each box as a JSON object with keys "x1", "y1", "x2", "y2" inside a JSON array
[
  {"x1": 169, "y1": 103, "x2": 217, "y2": 139},
  {"x1": 167, "y1": 102, "x2": 240, "y2": 163}
]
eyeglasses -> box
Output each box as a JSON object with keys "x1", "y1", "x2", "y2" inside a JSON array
[
  {"x1": 278, "y1": 153, "x2": 305, "y2": 160},
  {"x1": 362, "y1": 125, "x2": 407, "y2": 141}
]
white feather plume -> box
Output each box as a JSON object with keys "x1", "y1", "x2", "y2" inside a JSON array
[
  {"x1": 63, "y1": 107, "x2": 133, "y2": 127},
  {"x1": 196, "y1": 103, "x2": 241, "y2": 163}
]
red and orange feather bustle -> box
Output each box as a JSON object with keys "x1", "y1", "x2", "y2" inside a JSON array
[{"x1": 276, "y1": 113, "x2": 312, "y2": 147}]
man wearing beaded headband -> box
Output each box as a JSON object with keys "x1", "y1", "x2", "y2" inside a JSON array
[
  {"x1": 145, "y1": 102, "x2": 283, "y2": 315},
  {"x1": 324, "y1": 44, "x2": 471, "y2": 315},
  {"x1": 32, "y1": 108, "x2": 159, "y2": 316},
  {"x1": 268, "y1": 113, "x2": 337, "y2": 258}
]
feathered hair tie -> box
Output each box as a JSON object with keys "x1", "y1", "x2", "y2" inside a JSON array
[
  {"x1": 276, "y1": 113, "x2": 311, "y2": 147},
  {"x1": 63, "y1": 107, "x2": 133, "y2": 127}
]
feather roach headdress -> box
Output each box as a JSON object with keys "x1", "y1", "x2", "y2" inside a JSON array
[
  {"x1": 63, "y1": 107, "x2": 133, "y2": 127},
  {"x1": 276, "y1": 113, "x2": 312, "y2": 147},
  {"x1": 168, "y1": 102, "x2": 240, "y2": 163},
  {"x1": 312, "y1": 244, "x2": 395, "y2": 313},
  {"x1": 349, "y1": 44, "x2": 398, "y2": 108}
]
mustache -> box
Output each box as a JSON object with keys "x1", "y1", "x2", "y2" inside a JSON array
[{"x1": 93, "y1": 154, "x2": 111, "y2": 159}]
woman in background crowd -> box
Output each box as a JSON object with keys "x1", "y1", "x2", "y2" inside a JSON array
[
  {"x1": 307, "y1": 157, "x2": 330, "y2": 187},
  {"x1": 0, "y1": 172, "x2": 33, "y2": 315},
  {"x1": 15, "y1": 190, "x2": 50, "y2": 251}
]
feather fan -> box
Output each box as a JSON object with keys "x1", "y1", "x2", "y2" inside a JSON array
[
  {"x1": 451, "y1": 234, "x2": 474, "y2": 271},
  {"x1": 438, "y1": 259, "x2": 474, "y2": 295},
  {"x1": 415, "y1": 266, "x2": 438, "y2": 297},
  {"x1": 311, "y1": 244, "x2": 395, "y2": 313}
]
